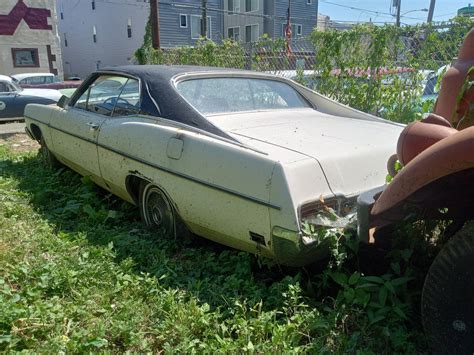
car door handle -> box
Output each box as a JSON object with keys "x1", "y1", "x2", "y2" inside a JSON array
[{"x1": 86, "y1": 122, "x2": 99, "y2": 130}]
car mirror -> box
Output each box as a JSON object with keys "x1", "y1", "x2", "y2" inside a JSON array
[{"x1": 57, "y1": 95, "x2": 70, "y2": 108}]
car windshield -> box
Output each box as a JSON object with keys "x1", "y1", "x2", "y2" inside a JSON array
[{"x1": 176, "y1": 77, "x2": 311, "y2": 115}]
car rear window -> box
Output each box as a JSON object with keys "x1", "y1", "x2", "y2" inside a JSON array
[{"x1": 176, "y1": 77, "x2": 311, "y2": 115}]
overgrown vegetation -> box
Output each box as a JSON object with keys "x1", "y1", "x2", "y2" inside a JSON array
[
  {"x1": 310, "y1": 18, "x2": 473, "y2": 122},
  {"x1": 135, "y1": 18, "x2": 473, "y2": 123},
  {"x1": 0, "y1": 143, "x2": 447, "y2": 352}
]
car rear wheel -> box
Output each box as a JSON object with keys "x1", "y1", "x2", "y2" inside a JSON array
[
  {"x1": 421, "y1": 221, "x2": 474, "y2": 354},
  {"x1": 139, "y1": 182, "x2": 175, "y2": 238},
  {"x1": 39, "y1": 136, "x2": 61, "y2": 169}
]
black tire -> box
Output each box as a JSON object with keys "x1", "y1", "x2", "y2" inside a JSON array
[
  {"x1": 39, "y1": 136, "x2": 61, "y2": 169},
  {"x1": 422, "y1": 222, "x2": 474, "y2": 354},
  {"x1": 138, "y1": 181, "x2": 175, "y2": 238}
]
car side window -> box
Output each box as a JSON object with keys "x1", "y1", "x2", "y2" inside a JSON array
[
  {"x1": 74, "y1": 75, "x2": 129, "y2": 116},
  {"x1": 0, "y1": 81, "x2": 10, "y2": 93},
  {"x1": 22, "y1": 76, "x2": 45, "y2": 85},
  {"x1": 111, "y1": 78, "x2": 141, "y2": 117}
]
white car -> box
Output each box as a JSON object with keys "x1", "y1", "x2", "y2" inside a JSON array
[
  {"x1": 11, "y1": 72, "x2": 58, "y2": 85},
  {"x1": 24, "y1": 65, "x2": 403, "y2": 266}
]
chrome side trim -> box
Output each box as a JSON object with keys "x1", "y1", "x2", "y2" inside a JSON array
[{"x1": 25, "y1": 115, "x2": 281, "y2": 210}]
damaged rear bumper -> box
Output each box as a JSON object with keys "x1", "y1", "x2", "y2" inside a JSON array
[{"x1": 271, "y1": 227, "x2": 333, "y2": 267}]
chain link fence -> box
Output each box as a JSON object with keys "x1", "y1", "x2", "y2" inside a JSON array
[{"x1": 135, "y1": 19, "x2": 473, "y2": 122}]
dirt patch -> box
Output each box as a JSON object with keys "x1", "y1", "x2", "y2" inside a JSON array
[{"x1": 0, "y1": 133, "x2": 39, "y2": 153}]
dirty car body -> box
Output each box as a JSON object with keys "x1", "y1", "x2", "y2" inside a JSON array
[{"x1": 24, "y1": 65, "x2": 402, "y2": 266}]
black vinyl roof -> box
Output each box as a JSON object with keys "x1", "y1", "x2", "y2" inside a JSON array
[{"x1": 102, "y1": 65, "x2": 255, "y2": 140}]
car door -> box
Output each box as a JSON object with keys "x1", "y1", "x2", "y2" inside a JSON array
[
  {"x1": 50, "y1": 75, "x2": 128, "y2": 183},
  {"x1": 95, "y1": 76, "x2": 146, "y2": 199}
]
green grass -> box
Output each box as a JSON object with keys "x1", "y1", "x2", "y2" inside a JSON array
[{"x1": 0, "y1": 144, "x2": 432, "y2": 353}]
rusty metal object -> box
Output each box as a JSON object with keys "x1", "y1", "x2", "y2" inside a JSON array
[
  {"x1": 371, "y1": 126, "x2": 474, "y2": 220},
  {"x1": 371, "y1": 168, "x2": 474, "y2": 230},
  {"x1": 434, "y1": 29, "x2": 474, "y2": 127},
  {"x1": 396, "y1": 114, "x2": 458, "y2": 166}
]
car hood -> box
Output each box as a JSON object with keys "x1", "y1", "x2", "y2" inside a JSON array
[
  {"x1": 19, "y1": 88, "x2": 62, "y2": 101},
  {"x1": 209, "y1": 108, "x2": 403, "y2": 197}
]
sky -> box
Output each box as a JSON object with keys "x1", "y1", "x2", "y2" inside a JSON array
[{"x1": 317, "y1": 0, "x2": 470, "y2": 25}]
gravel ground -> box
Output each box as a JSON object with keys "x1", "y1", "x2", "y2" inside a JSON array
[{"x1": 0, "y1": 132, "x2": 39, "y2": 153}]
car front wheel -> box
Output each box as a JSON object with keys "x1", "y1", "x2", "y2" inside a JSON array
[
  {"x1": 139, "y1": 182, "x2": 175, "y2": 238},
  {"x1": 421, "y1": 221, "x2": 474, "y2": 354},
  {"x1": 39, "y1": 136, "x2": 61, "y2": 169}
]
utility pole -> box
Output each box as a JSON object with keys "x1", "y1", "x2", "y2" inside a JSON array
[
  {"x1": 315, "y1": 0, "x2": 319, "y2": 30},
  {"x1": 396, "y1": 0, "x2": 401, "y2": 27},
  {"x1": 150, "y1": 0, "x2": 160, "y2": 49},
  {"x1": 427, "y1": 0, "x2": 436, "y2": 23},
  {"x1": 201, "y1": 0, "x2": 207, "y2": 38}
]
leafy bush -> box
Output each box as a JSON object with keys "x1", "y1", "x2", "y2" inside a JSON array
[{"x1": 310, "y1": 18, "x2": 473, "y2": 122}]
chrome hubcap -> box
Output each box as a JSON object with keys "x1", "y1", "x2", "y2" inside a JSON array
[{"x1": 143, "y1": 186, "x2": 174, "y2": 236}]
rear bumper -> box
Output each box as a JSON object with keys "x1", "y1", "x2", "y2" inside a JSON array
[{"x1": 271, "y1": 226, "x2": 332, "y2": 267}]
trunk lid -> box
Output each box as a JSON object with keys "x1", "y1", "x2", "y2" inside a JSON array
[{"x1": 209, "y1": 108, "x2": 403, "y2": 196}]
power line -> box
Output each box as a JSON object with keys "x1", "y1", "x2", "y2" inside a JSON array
[
  {"x1": 434, "y1": 12, "x2": 457, "y2": 18},
  {"x1": 319, "y1": 0, "x2": 427, "y2": 20}
]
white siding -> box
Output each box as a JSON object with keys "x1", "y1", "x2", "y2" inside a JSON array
[{"x1": 57, "y1": 0, "x2": 149, "y2": 79}]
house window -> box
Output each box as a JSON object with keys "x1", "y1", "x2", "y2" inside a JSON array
[
  {"x1": 245, "y1": 24, "x2": 258, "y2": 43},
  {"x1": 245, "y1": 0, "x2": 258, "y2": 12},
  {"x1": 11, "y1": 48, "x2": 40, "y2": 67},
  {"x1": 179, "y1": 14, "x2": 187, "y2": 28},
  {"x1": 228, "y1": 0, "x2": 240, "y2": 14},
  {"x1": 191, "y1": 15, "x2": 211, "y2": 39},
  {"x1": 92, "y1": 0, "x2": 95, "y2": 10},
  {"x1": 93, "y1": 25, "x2": 97, "y2": 43},
  {"x1": 228, "y1": 26, "x2": 240, "y2": 41},
  {"x1": 64, "y1": 33, "x2": 68, "y2": 47},
  {"x1": 282, "y1": 23, "x2": 302, "y2": 37},
  {"x1": 295, "y1": 24, "x2": 303, "y2": 36},
  {"x1": 127, "y1": 18, "x2": 132, "y2": 38}
]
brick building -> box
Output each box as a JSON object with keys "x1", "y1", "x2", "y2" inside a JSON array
[{"x1": 0, "y1": 0, "x2": 63, "y2": 78}]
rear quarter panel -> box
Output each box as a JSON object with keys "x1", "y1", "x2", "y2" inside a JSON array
[{"x1": 97, "y1": 117, "x2": 279, "y2": 257}]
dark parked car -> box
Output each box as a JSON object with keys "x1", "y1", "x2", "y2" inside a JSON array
[{"x1": 0, "y1": 75, "x2": 62, "y2": 119}]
